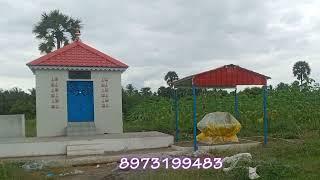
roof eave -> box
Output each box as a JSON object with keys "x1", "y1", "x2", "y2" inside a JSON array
[{"x1": 27, "y1": 65, "x2": 128, "y2": 73}]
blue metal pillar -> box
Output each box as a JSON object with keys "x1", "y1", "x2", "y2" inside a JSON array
[
  {"x1": 174, "y1": 89, "x2": 179, "y2": 142},
  {"x1": 234, "y1": 88, "x2": 239, "y2": 119},
  {"x1": 263, "y1": 85, "x2": 268, "y2": 145},
  {"x1": 192, "y1": 84, "x2": 198, "y2": 151}
]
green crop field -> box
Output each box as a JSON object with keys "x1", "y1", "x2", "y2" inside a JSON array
[{"x1": 124, "y1": 89, "x2": 320, "y2": 140}]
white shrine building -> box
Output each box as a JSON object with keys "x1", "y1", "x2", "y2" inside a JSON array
[{"x1": 27, "y1": 39, "x2": 128, "y2": 137}]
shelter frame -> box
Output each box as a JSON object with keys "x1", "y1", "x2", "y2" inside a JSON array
[{"x1": 172, "y1": 64, "x2": 270, "y2": 151}]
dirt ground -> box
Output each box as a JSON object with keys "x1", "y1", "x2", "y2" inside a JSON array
[
  {"x1": 58, "y1": 163, "x2": 121, "y2": 180},
  {"x1": 33, "y1": 161, "x2": 190, "y2": 180}
]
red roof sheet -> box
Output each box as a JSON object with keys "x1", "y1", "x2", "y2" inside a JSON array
[
  {"x1": 27, "y1": 40, "x2": 128, "y2": 68},
  {"x1": 173, "y1": 64, "x2": 270, "y2": 88}
]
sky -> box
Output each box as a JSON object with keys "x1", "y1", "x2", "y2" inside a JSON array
[{"x1": 1, "y1": 0, "x2": 320, "y2": 92}]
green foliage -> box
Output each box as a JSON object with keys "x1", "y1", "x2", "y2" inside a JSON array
[
  {"x1": 123, "y1": 85, "x2": 320, "y2": 140},
  {"x1": 0, "y1": 88, "x2": 35, "y2": 119},
  {"x1": 292, "y1": 61, "x2": 311, "y2": 89},
  {"x1": 157, "y1": 86, "x2": 172, "y2": 98},
  {"x1": 26, "y1": 119, "x2": 36, "y2": 137},
  {"x1": 240, "y1": 87, "x2": 262, "y2": 96},
  {"x1": 140, "y1": 87, "x2": 152, "y2": 96},
  {"x1": 164, "y1": 71, "x2": 179, "y2": 88},
  {"x1": 0, "y1": 162, "x2": 38, "y2": 180},
  {"x1": 125, "y1": 84, "x2": 135, "y2": 96},
  {"x1": 33, "y1": 9, "x2": 82, "y2": 53},
  {"x1": 275, "y1": 82, "x2": 290, "y2": 91}
]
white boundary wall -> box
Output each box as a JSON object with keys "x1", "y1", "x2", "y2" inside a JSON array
[{"x1": 0, "y1": 114, "x2": 25, "y2": 138}]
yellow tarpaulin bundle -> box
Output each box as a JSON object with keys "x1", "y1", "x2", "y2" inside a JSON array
[{"x1": 196, "y1": 112, "x2": 241, "y2": 144}]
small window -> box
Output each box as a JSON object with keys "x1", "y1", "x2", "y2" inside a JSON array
[{"x1": 69, "y1": 71, "x2": 91, "y2": 79}]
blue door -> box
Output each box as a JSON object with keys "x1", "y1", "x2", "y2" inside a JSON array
[{"x1": 67, "y1": 81, "x2": 94, "y2": 122}]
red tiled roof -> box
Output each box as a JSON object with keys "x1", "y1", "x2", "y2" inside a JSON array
[
  {"x1": 27, "y1": 40, "x2": 128, "y2": 68},
  {"x1": 173, "y1": 64, "x2": 270, "y2": 88}
]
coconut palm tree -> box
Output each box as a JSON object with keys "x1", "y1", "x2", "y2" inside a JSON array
[{"x1": 33, "y1": 9, "x2": 82, "y2": 53}]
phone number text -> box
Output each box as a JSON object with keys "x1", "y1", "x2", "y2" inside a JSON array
[{"x1": 118, "y1": 157, "x2": 223, "y2": 170}]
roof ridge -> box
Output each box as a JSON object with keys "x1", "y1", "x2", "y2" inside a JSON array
[
  {"x1": 26, "y1": 41, "x2": 128, "y2": 68},
  {"x1": 77, "y1": 42, "x2": 118, "y2": 66},
  {"x1": 234, "y1": 65, "x2": 270, "y2": 79},
  {"x1": 196, "y1": 64, "x2": 270, "y2": 79},
  {"x1": 77, "y1": 42, "x2": 128, "y2": 67}
]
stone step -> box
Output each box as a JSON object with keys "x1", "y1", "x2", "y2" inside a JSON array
[
  {"x1": 67, "y1": 143, "x2": 105, "y2": 156},
  {"x1": 66, "y1": 122, "x2": 97, "y2": 136}
]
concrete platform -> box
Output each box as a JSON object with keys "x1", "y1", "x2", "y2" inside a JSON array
[
  {"x1": 0, "y1": 131, "x2": 174, "y2": 158},
  {"x1": 2, "y1": 147, "x2": 185, "y2": 167},
  {"x1": 172, "y1": 139, "x2": 261, "y2": 152}
]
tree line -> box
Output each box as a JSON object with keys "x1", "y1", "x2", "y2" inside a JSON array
[
  {"x1": 0, "y1": 60, "x2": 316, "y2": 119},
  {"x1": 0, "y1": 88, "x2": 35, "y2": 119},
  {"x1": 123, "y1": 61, "x2": 318, "y2": 96}
]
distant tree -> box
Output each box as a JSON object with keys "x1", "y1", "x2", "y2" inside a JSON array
[
  {"x1": 9, "y1": 99, "x2": 35, "y2": 119},
  {"x1": 157, "y1": 86, "x2": 166, "y2": 97},
  {"x1": 164, "y1": 71, "x2": 179, "y2": 88},
  {"x1": 276, "y1": 82, "x2": 290, "y2": 91},
  {"x1": 313, "y1": 82, "x2": 320, "y2": 91},
  {"x1": 33, "y1": 9, "x2": 82, "y2": 53},
  {"x1": 268, "y1": 85, "x2": 273, "y2": 91},
  {"x1": 293, "y1": 61, "x2": 311, "y2": 89},
  {"x1": 125, "y1": 84, "x2": 135, "y2": 96},
  {"x1": 0, "y1": 87, "x2": 35, "y2": 119},
  {"x1": 157, "y1": 86, "x2": 171, "y2": 98},
  {"x1": 28, "y1": 88, "x2": 36, "y2": 97},
  {"x1": 133, "y1": 89, "x2": 139, "y2": 95},
  {"x1": 241, "y1": 87, "x2": 261, "y2": 96},
  {"x1": 303, "y1": 78, "x2": 316, "y2": 91},
  {"x1": 140, "y1": 87, "x2": 152, "y2": 96},
  {"x1": 291, "y1": 81, "x2": 300, "y2": 91}
]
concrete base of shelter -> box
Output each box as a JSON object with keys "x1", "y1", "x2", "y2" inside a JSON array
[
  {"x1": 172, "y1": 139, "x2": 261, "y2": 152},
  {"x1": 0, "y1": 131, "x2": 174, "y2": 158}
]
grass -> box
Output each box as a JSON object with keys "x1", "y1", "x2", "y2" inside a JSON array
[
  {"x1": 2, "y1": 132, "x2": 318, "y2": 179},
  {"x1": 25, "y1": 119, "x2": 36, "y2": 137},
  {"x1": 124, "y1": 131, "x2": 320, "y2": 180},
  {"x1": 0, "y1": 162, "x2": 40, "y2": 180}
]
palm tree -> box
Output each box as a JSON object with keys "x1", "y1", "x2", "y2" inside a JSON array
[
  {"x1": 164, "y1": 71, "x2": 179, "y2": 88},
  {"x1": 126, "y1": 84, "x2": 135, "y2": 96},
  {"x1": 292, "y1": 61, "x2": 311, "y2": 89},
  {"x1": 33, "y1": 9, "x2": 82, "y2": 53}
]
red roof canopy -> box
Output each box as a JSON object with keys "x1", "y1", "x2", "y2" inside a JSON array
[
  {"x1": 27, "y1": 40, "x2": 128, "y2": 68},
  {"x1": 173, "y1": 64, "x2": 270, "y2": 88}
]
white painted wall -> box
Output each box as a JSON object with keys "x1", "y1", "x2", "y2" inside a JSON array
[
  {"x1": 34, "y1": 69, "x2": 123, "y2": 137},
  {"x1": 92, "y1": 71, "x2": 123, "y2": 134},
  {"x1": 35, "y1": 69, "x2": 68, "y2": 137},
  {"x1": 0, "y1": 114, "x2": 25, "y2": 137}
]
